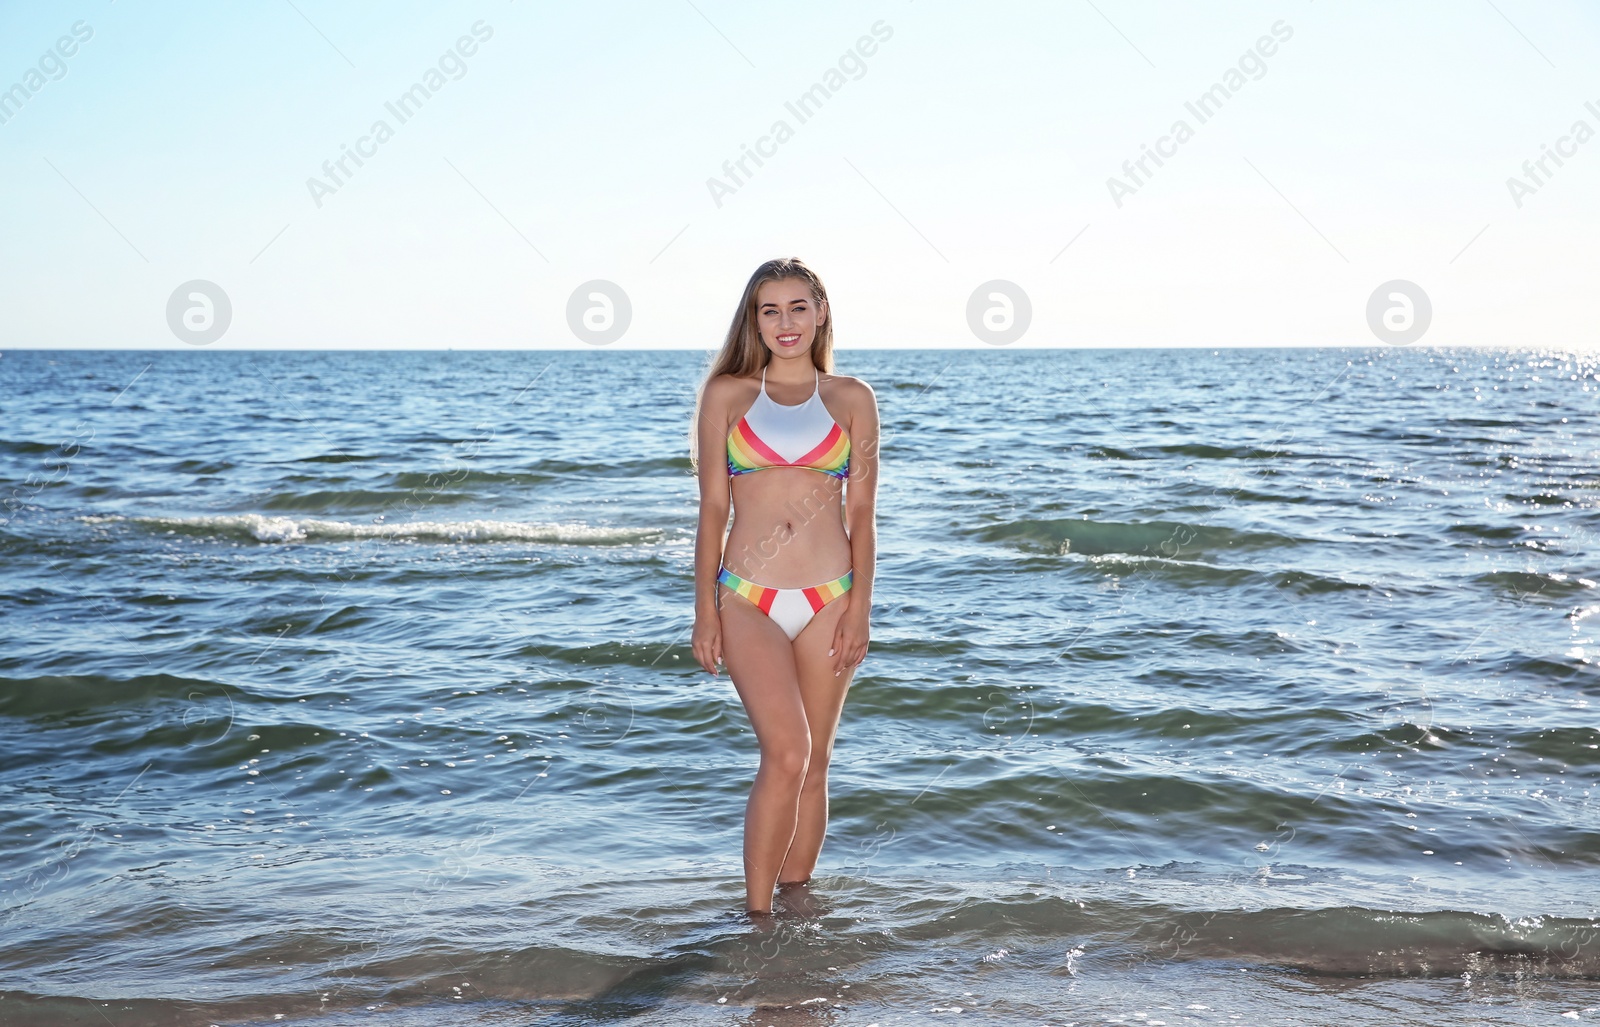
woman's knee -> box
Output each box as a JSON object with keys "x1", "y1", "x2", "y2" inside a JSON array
[
  {"x1": 760, "y1": 737, "x2": 812, "y2": 780},
  {"x1": 799, "y1": 747, "x2": 833, "y2": 790}
]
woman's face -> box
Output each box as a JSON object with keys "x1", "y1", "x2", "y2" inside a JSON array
[{"x1": 754, "y1": 278, "x2": 825, "y2": 359}]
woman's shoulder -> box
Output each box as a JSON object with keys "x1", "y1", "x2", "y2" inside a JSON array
[
  {"x1": 703, "y1": 372, "x2": 754, "y2": 400},
  {"x1": 821, "y1": 372, "x2": 876, "y2": 402}
]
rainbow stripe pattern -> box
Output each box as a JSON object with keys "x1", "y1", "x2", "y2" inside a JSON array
[
  {"x1": 727, "y1": 420, "x2": 850, "y2": 480},
  {"x1": 717, "y1": 567, "x2": 853, "y2": 613}
]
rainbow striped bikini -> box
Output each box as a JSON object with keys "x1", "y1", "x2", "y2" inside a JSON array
[
  {"x1": 726, "y1": 366, "x2": 850, "y2": 479},
  {"x1": 717, "y1": 365, "x2": 854, "y2": 639},
  {"x1": 716, "y1": 567, "x2": 853, "y2": 641}
]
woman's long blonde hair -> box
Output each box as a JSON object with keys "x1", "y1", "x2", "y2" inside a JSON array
[{"x1": 689, "y1": 257, "x2": 835, "y2": 472}]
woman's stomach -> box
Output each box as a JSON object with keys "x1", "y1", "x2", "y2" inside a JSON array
[{"x1": 723, "y1": 470, "x2": 851, "y2": 586}]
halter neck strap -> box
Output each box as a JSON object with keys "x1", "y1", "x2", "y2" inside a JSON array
[{"x1": 759, "y1": 363, "x2": 820, "y2": 402}]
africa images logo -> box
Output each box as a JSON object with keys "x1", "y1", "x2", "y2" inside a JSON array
[
  {"x1": 0, "y1": 20, "x2": 94, "y2": 126},
  {"x1": 705, "y1": 20, "x2": 894, "y2": 208},
  {"x1": 306, "y1": 21, "x2": 495, "y2": 208},
  {"x1": 1105, "y1": 20, "x2": 1294, "y2": 208}
]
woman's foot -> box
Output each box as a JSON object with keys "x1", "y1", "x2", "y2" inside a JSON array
[{"x1": 774, "y1": 877, "x2": 822, "y2": 917}]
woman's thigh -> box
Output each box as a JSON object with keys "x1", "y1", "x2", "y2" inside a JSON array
[
  {"x1": 719, "y1": 588, "x2": 809, "y2": 752},
  {"x1": 789, "y1": 592, "x2": 856, "y2": 757}
]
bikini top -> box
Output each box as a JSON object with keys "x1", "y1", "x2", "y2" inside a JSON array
[{"x1": 727, "y1": 366, "x2": 850, "y2": 480}]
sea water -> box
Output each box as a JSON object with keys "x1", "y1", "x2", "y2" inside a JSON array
[{"x1": 1, "y1": 346, "x2": 1597, "y2": 1025}]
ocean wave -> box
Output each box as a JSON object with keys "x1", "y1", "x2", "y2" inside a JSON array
[
  {"x1": 259, "y1": 489, "x2": 480, "y2": 512},
  {"x1": 78, "y1": 514, "x2": 661, "y2": 545},
  {"x1": 2, "y1": 893, "x2": 1597, "y2": 1027},
  {"x1": 0, "y1": 672, "x2": 254, "y2": 718},
  {"x1": 974, "y1": 517, "x2": 1303, "y2": 558},
  {"x1": 1473, "y1": 570, "x2": 1597, "y2": 601},
  {"x1": 291, "y1": 452, "x2": 382, "y2": 463}
]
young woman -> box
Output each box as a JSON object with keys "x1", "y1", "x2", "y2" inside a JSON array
[{"x1": 689, "y1": 257, "x2": 880, "y2": 916}]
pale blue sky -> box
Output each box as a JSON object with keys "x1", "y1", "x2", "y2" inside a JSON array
[{"x1": 2, "y1": 0, "x2": 1597, "y2": 349}]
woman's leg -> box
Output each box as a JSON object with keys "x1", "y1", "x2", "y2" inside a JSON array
[
  {"x1": 777, "y1": 591, "x2": 856, "y2": 885},
  {"x1": 719, "y1": 588, "x2": 812, "y2": 914}
]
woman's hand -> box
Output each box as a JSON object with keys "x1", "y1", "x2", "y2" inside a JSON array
[
  {"x1": 829, "y1": 601, "x2": 870, "y2": 678},
  {"x1": 692, "y1": 613, "x2": 723, "y2": 676}
]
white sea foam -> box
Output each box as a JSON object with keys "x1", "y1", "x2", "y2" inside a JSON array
[{"x1": 79, "y1": 513, "x2": 659, "y2": 546}]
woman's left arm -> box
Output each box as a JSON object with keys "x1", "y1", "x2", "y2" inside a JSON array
[{"x1": 832, "y1": 378, "x2": 879, "y2": 677}]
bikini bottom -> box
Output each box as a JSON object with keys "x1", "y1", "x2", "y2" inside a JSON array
[{"x1": 716, "y1": 566, "x2": 853, "y2": 641}]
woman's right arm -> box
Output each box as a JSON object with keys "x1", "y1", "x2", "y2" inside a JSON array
[{"x1": 691, "y1": 378, "x2": 731, "y2": 676}]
